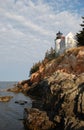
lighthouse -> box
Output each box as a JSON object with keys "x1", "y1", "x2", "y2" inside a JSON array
[
  {"x1": 55, "y1": 31, "x2": 65, "y2": 56},
  {"x1": 55, "y1": 31, "x2": 77, "y2": 56}
]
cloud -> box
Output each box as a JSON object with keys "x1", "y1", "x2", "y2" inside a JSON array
[
  {"x1": 0, "y1": 7, "x2": 52, "y2": 36},
  {"x1": 0, "y1": 0, "x2": 83, "y2": 80}
]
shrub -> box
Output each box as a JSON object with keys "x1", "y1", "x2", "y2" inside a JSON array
[
  {"x1": 29, "y1": 47, "x2": 55, "y2": 76},
  {"x1": 29, "y1": 61, "x2": 41, "y2": 75},
  {"x1": 45, "y1": 47, "x2": 55, "y2": 60}
]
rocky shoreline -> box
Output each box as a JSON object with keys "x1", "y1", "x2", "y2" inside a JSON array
[
  {"x1": 8, "y1": 47, "x2": 84, "y2": 130},
  {"x1": 23, "y1": 71, "x2": 84, "y2": 130}
]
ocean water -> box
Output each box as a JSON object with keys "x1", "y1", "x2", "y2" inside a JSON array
[{"x1": 0, "y1": 82, "x2": 32, "y2": 130}]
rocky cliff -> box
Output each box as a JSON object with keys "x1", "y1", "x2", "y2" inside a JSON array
[
  {"x1": 30, "y1": 46, "x2": 84, "y2": 83},
  {"x1": 9, "y1": 47, "x2": 84, "y2": 130},
  {"x1": 24, "y1": 70, "x2": 84, "y2": 130}
]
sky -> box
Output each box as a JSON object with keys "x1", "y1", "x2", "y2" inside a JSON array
[{"x1": 0, "y1": 0, "x2": 84, "y2": 81}]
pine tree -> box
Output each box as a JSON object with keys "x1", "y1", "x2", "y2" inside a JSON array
[{"x1": 76, "y1": 17, "x2": 84, "y2": 46}]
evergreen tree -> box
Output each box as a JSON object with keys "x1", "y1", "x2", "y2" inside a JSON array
[{"x1": 76, "y1": 17, "x2": 84, "y2": 46}]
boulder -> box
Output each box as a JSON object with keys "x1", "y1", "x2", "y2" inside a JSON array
[
  {"x1": 24, "y1": 108, "x2": 54, "y2": 130},
  {"x1": 7, "y1": 79, "x2": 31, "y2": 93},
  {"x1": 0, "y1": 96, "x2": 13, "y2": 102}
]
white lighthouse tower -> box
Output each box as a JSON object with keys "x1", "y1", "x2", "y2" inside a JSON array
[{"x1": 55, "y1": 31, "x2": 65, "y2": 56}]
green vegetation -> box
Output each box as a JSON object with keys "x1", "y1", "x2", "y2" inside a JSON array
[
  {"x1": 29, "y1": 47, "x2": 55, "y2": 75},
  {"x1": 76, "y1": 17, "x2": 84, "y2": 46},
  {"x1": 45, "y1": 47, "x2": 55, "y2": 60},
  {"x1": 29, "y1": 61, "x2": 41, "y2": 75}
]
